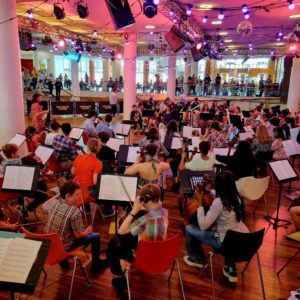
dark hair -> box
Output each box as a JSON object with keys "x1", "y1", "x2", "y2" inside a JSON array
[
  {"x1": 87, "y1": 110, "x2": 98, "y2": 118},
  {"x1": 199, "y1": 141, "x2": 211, "y2": 156},
  {"x1": 25, "y1": 126, "x2": 36, "y2": 138},
  {"x1": 98, "y1": 131, "x2": 110, "y2": 143},
  {"x1": 211, "y1": 121, "x2": 221, "y2": 131},
  {"x1": 50, "y1": 121, "x2": 60, "y2": 131},
  {"x1": 145, "y1": 143, "x2": 158, "y2": 157},
  {"x1": 214, "y1": 171, "x2": 245, "y2": 222},
  {"x1": 32, "y1": 93, "x2": 41, "y2": 103},
  {"x1": 2, "y1": 143, "x2": 18, "y2": 158},
  {"x1": 233, "y1": 141, "x2": 254, "y2": 161},
  {"x1": 147, "y1": 127, "x2": 160, "y2": 142},
  {"x1": 61, "y1": 123, "x2": 72, "y2": 135},
  {"x1": 139, "y1": 183, "x2": 161, "y2": 203},
  {"x1": 167, "y1": 120, "x2": 178, "y2": 136},
  {"x1": 273, "y1": 127, "x2": 285, "y2": 140},
  {"x1": 105, "y1": 114, "x2": 112, "y2": 123},
  {"x1": 59, "y1": 181, "x2": 81, "y2": 199}
]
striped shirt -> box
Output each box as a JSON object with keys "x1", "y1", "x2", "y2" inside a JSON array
[
  {"x1": 52, "y1": 134, "x2": 78, "y2": 162},
  {"x1": 45, "y1": 199, "x2": 85, "y2": 250},
  {"x1": 129, "y1": 207, "x2": 168, "y2": 241}
]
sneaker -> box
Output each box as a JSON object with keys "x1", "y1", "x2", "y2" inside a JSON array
[
  {"x1": 112, "y1": 276, "x2": 128, "y2": 290},
  {"x1": 223, "y1": 266, "x2": 238, "y2": 283},
  {"x1": 183, "y1": 256, "x2": 207, "y2": 269}
]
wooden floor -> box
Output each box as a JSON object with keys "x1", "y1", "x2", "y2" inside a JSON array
[{"x1": 1, "y1": 116, "x2": 300, "y2": 300}]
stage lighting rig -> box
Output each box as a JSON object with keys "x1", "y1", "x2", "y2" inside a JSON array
[
  {"x1": 77, "y1": 1, "x2": 89, "y2": 19},
  {"x1": 143, "y1": 0, "x2": 158, "y2": 18},
  {"x1": 53, "y1": 3, "x2": 65, "y2": 20}
]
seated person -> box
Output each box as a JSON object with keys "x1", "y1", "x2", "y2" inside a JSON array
[
  {"x1": 107, "y1": 183, "x2": 168, "y2": 289},
  {"x1": 179, "y1": 141, "x2": 215, "y2": 171},
  {"x1": 184, "y1": 171, "x2": 248, "y2": 283},
  {"x1": 45, "y1": 181, "x2": 106, "y2": 273},
  {"x1": 82, "y1": 110, "x2": 98, "y2": 138},
  {"x1": 271, "y1": 127, "x2": 287, "y2": 160},
  {"x1": 206, "y1": 122, "x2": 227, "y2": 148},
  {"x1": 96, "y1": 131, "x2": 116, "y2": 170},
  {"x1": 52, "y1": 123, "x2": 78, "y2": 171},
  {"x1": 44, "y1": 121, "x2": 60, "y2": 146},
  {"x1": 0, "y1": 209, "x2": 17, "y2": 231},
  {"x1": 96, "y1": 114, "x2": 114, "y2": 137},
  {"x1": 290, "y1": 204, "x2": 300, "y2": 232},
  {"x1": 130, "y1": 105, "x2": 143, "y2": 133}
]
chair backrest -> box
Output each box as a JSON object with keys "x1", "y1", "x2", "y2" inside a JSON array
[
  {"x1": 47, "y1": 155, "x2": 65, "y2": 173},
  {"x1": 81, "y1": 132, "x2": 89, "y2": 146},
  {"x1": 21, "y1": 227, "x2": 69, "y2": 265},
  {"x1": 236, "y1": 176, "x2": 270, "y2": 200},
  {"x1": 221, "y1": 228, "x2": 265, "y2": 263},
  {"x1": 133, "y1": 234, "x2": 180, "y2": 275}
]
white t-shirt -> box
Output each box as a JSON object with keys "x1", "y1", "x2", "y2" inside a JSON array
[
  {"x1": 185, "y1": 153, "x2": 215, "y2": 171},
  {"x1": 110, "y1": 92, "x2": 118, "y2": 105},
  {"x1": 45, "y1": 132, "x2": 59, "y2": 146}
]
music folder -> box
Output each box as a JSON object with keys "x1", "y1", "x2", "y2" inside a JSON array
[
  {"x1": 117, "y1": 145, "x2": 140, "y2": 163},
  {"x1": 269, "y1": 159, "x2": 298, "y2": 183},
  {"x1": 34, "y1": 145, "x2": 54, "y2": 165},
  {"x1": 96, "y1": 174, "x2": 138, "y2": 203},
  {"x1": 8, "y1": 134, "x2": 26, "y2": 148},
  {"x1": 69, "y1": 127, "x2": 84, "y2": 141},
  {"x1": 2, "y1": 165, "x2": 40, "y2": 192}
]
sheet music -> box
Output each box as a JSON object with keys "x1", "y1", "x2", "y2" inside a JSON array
[
  {"x1": 282, "y1": 140, "x2": 300, "y2": 156},
  {"x1": 116, "y1": 124, "x2": 131, "y2": 136},
  {"x1": 0, "y1": 238, "x2": 11, "y2": 266},
  {"x1": 8, "y1": 134, "x2": 26, "y2": 148},
  {"x1": 107, "y1": 138, "x2": 124, "y2": 153},
  {"x1": 269, "y1": 160, "x2": 297, "y2": 181},
  {"x1": 69, "y1": 128, "x2": 84, "y2": 140},
  {"x1": 191, "y1": 137, "x2": 200, "y2": 148},
  {"x1": 290, "y1": 127, "x2": 300, "y2": 143},
  {"x1": 244, "y1": 126, "x2": 254, "y2": 134},
  {"x1": 182, "y1": 127, "x2": 201, "y2": 139},
  {"x1": 3, "y1": 166, "x2": 35, "y2": 191},
  {"x1": 127, "y1": 147, "x2": 140, "y2": 163},
  {"x1": 239, "y1": 132, "x2": 253, "y2": 141},
  {"x1": 35, "y1": 145, "x2": 54, "y2": 165},
  {"x1": 171, "y1": 137, "x2": 182, "y2": 149},
  {"x1": 214, "y1": 148, "x2": 235, "y2": 156},
  {"x1": 98, "y1": 175, "x2": 137, "y2": 202},
  {"x1": 0, "y1": 238, "x2": 42, "y2": 284}
]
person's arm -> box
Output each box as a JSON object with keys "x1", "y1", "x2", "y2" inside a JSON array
[
  {"x1": 74, "y1": 225, "x2": 93, "y2": 239},
  {"x1": 93, "y1": 160, "x2": 102, "y2": 185},
  {"x1": 159, "y1": 161, "x2": 170, "y2": 172},
  {"x1": 0, "y1": 221, "x2": 17, "y2": 231},
  {"x1": 124, "y1": 163, "x2": 141, "y2": 175},
  {"x1": 179, "y1": 150, "x2": 187, "y2": 171}
]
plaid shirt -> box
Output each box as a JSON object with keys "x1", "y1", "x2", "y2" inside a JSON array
[
  {"x1": 129, "y1": 207, "x2": 168, "y2": 241},
  {"x1": 45, "y1": 199, "x2": 85, "y2": 250},
  {"x1": 52, "y1": 134, "x2": 78, "y2": 162}
]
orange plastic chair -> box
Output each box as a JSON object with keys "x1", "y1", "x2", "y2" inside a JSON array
[
  {"x1": 21, "y1": 227, "x2": 92, "y2": 300},
  {"x1": 81, "y1": 132, "x2": 89, "y2": 146},
  {"x1": 47, "y1": 155, "x2": 65, "y2": 181},
  {"x1": 0, "y1": 177, "x2": 22, "y2": 214},
  {"x1": 124, "y1": 233, "x2": 185, "y2": 300}
]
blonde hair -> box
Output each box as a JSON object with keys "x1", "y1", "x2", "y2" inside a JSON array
[
  {"x1": 87, "y1": 138, "x2": 100, "y2": 154},
  {"x1": 256, "y1": 125, "x2": 272, "y2": 144}
]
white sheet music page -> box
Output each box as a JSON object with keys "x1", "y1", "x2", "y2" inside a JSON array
[
  {"x1": 171, "y1": 137, "x2": 182, "y2": 149},
  {"x1": 239, "y1": 132, "x2": 253, "y2": 141},
  {"x1": 127, "y1": 147, "x2": 140, "y2": 163},
  {"x1": 282, "y1": 140, "x2": 300, "y2": 156},
  {"x1": 69, "y1": 128, "x2": 84, "y2": 140},
  {"x1": 8, "y1": 134, "x2": 26, "y2": 148},
  {"x1": 0, "y1": 238, "x2": 12, "y2": 266},
  {"x1": 98, "y1": 175, "x2": 137, "y2": 202},
  {"x1": 3, "y1": 166, "x2": 35, "y2": 191},
  {"x1": 116, "y1": 124, "x2": 131, "y2": 135},
  {"x1": 182, "y1": 126, "x2": 193, "y2": 138},
  {"x1": 214, "y1": 148, "x2": 235, "y2": 156},
  {"x1": 244, "y1": 126, "x2": 254, "y2": 135},
  {"x1": 107, "y1": 138, "x2": 124, "y2": 152},
  {"x1": 290, "y1": 127, "x2": 300, "y2": 143},
  {"x1": 269, "y1": 160, "x2": 297, "y2": 181},
  {"x1": 35, "y1": 145, "x2": 54, "y2": 165},
  {"x1": 0, "y1": 238, "x2": 42, "y2": 284}
]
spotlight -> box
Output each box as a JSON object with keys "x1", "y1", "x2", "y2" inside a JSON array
[
  {"x1": 27, "y1": 10, "x2": 33, "y2": 19},
  {"x1": 58, "y1": 37, "x2": 66, "y2": 47},
  {"x1": 270, "y1": 50, "x2": 275, "y2": 55},
  {"x1": 186, "y1": 5, "x2": 192, "y2": 16},
  {"x1": 77, "y1": 1, "x2": 89, "y2": 19},
  {"x1": 153, "y1": 0, "x2": 160, "y2": 4},
  {"x1": 244, "y1": 12, "x2": 250, "y2": 19},
  {"x1": 218, "y1": 9, "x2": 225, "y2": 20},
  {"x1": 53, "y1": 3, "x2": 65, "y2": 20},
  {"x1": 92, "y1": 30, "x2": 97, "y2": 36},
  {"x1": 117, "y1": 53, "x2": 122, "y2": 59},
  {"x1": 288, "y1": 0, "x2": 295, "y2": 10},
  {"x1": 143, "y1": 0, "x2": 158, "y2": 18},
  {"x1": 203, "y1": 16, "x2": 208, "y2": 23},
  {"x1": 196, "y1": 42, "x2": 202, "y2": 50},
  {"x1": 248, "y1": 42, "x2": 253, "y2": 47},
  {"x1": 169, "y1": 8, "x2": 174, "y2": 15},
  {"x1": 278, "y1": 31, "x2": 283, "y2": 37},
  {"x1": 242, "y1": 4, "x2": 248, "y2": 13}
]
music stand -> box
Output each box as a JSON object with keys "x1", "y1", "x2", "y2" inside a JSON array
[
  {"x1": 115, "y1": 122, "x2": 132, "y2": 144},
  {"x1": 8, "y1": 134, "x2": 27, "y2": 148},
  {"x1": 142, "y1": 110, "x2": 154, "y2": 117},
  {"x1": 69, "y1": 127, "x2": 84, "y2": 141},
  {"x1": 94, "y1": 174, "x2": 138, "y2": 234},
  {"x1": 266, "y1": 159, "x2": 298, "y2": 229},
  {"x1": 116, "y1": 145, "x2": 141, "y2": 164}
]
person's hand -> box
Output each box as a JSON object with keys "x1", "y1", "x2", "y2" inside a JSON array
[
  {"x1": 7, "y1": 222, "x2": 17, "y2": 231},
  {"x1": 86, "y1": 225, "x2": 93, "y2": 235},
  {"x1": 181, "y1": 149, "x2": 186, "y2": 159},
  {"x1": 132, "y1": 196, "x2": 144, "y2": 214},
  {"x1": 195, "y1": 188, "x2": 203, "y2": 206}
]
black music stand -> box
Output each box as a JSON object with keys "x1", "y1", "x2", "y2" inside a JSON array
[
  {"x1": 115, "y1": 122, "x2": 132, "y2": 145},
  {"x1": 116, "y1": 145, "x2": 141, "y2": 165},
  {"x1": 266, "y1": 160, "x2": 298, "y2": 229},
  {"x1": 94, "y1": 174, "x2": 138, "y2": 234}
]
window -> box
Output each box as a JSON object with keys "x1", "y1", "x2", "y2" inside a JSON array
[
  {"x1": 54, "y1": 56, "x2": 71, "y2": 79},
  {"x1": 136, "y1": 59, "x2": 144, "y2": 84},
  {"x1": 94, "y1": 59, "x2": 103, "y2": 83}
]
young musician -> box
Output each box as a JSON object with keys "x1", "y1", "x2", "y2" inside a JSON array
[
  {"x1": 107, "y1": 183, "x2": 168, "y2": 290},
  {"x1": 130, "y1": 105, "x2": 143, "y2": 134}
]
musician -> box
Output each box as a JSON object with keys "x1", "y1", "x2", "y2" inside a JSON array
[
  {"x1": 96, "y1": 114, "x2": 114, "y2": 138},
  {"x1": 206, "y1": 122, "x2": 227, "y2": 148},
  {"x1": 82, "y1": 110, "x2": 98, "y2": 138},
  {"x1": 130, "y1": 105, "x2": 143, "y2": 133},
  {"x1": 107, "y1": 183, "x2": 168, "y2": 290},
  {"x1": 52, "y1": 123, "x2": 78, "y2": 171},
  {"x1": 96, "y1": 131, "x2": 116, "y2": 169},
  {"x1": 30, "y1": 93, "x2": 48, "y2": 133},
  {"x1": 45, "y1": 181, "x2": 107, "y2": 274},
  {"x1": 0, "y1": 209, "x2": 17, "y2": 231},
  {"x1": 44, "y1": 121, "x2": 61, "y2": 146}
]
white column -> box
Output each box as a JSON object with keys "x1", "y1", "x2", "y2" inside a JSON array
[
  {"x1": 102, "y1": 59, "x2": 109, "y2": 91},
  {"x1": 192, "y1": 61, "x2": 198, "y2": 77},
  {"x1": 167, "y1": 55, "x2": 176, "y2": 100},
  {"x1": 123, "y1": 33, "x2": 137, "y2": 120},
  {"x1": 0, "y1": 0, "x2": 25, "y2": 145},
  {"x1": 112, "y1": 60, "x2": 121, "y2": 80},
  {"x1": 47, "y1": 53, "x2": 55, "y2": 76},
  {"x1": 287, "y1": 58, "x2": 300, "y2": 113},
  {"x1": 183, "y1": 57, "x2": 191, "y2": 94},
  {"x1": 71, "y1": 61, "x2": 80, "y2": 101}
]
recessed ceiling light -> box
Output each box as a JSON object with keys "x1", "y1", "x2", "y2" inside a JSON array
[
  {"x1": 211, "y1": 20, "x2": 222, "y2": 25},
  {"x1": 199, "y1": 3, "x2": 214, "y2": 10},
  {"x1": 224, "y1": 39, "x2": 233, "y2": 43},
  {"x1": 228, "y1": 45, "x2": 236, "y2": 48},
  {"x1": 145, "y1": 25, "x2": 156, "y2": 29},
  {"x1": 275, "y1": 42, "x2": 285, "y2": 46},
  {"x1": 232, "y1": 50, "x2": 238, "y2": 52},
  {"x1": 219, "y1": 32, "x2": 228, "y2": 36},
  {"x1": 289, "y1": 14, "x2": 300, "y2": 18}
]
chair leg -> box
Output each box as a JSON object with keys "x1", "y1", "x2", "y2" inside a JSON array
[
  {"x1": 42, "y1": 267, "x2": 47, "y2": 277},
  {"x1": 68, "y1": 257, "x2": 78, "y2": 300},
  {"x1": 277, "y1": 247, "x2": 300, "y2": 276},
  {"x1": 175, "y1": 259, "x2": 186, "y2": 300},
  {"x1": 77, "y1": 258, "x2": 92, "y2": 287},
  {"x1": 168, "y1": 260, "x2": 176, "y2": 281},
  {"x1": 256, "y1": 253, "x2": 266, "y2": 300},
  {"x1": 209, "y1": 252, "x2": 216, "y2": 300},
  {"x1": 124, "y1": 268, "x2": 131, "y2": 300},
  {"x1": 241, "y1": 258, "x2": 252, "y2": 274}
]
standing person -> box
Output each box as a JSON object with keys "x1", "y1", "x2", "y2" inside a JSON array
[
  {"x1": 30, "y1": 93, "x2": 48, "y2": 133},
  {"x1": 83, "y1": 110, "x2": 98, "y2": 138},
  {"x1": 45, "y1": 181, "x2": 106, "y2": 274},
  {"x1": 203, "y1": 74, "x2": 211, "y2": 96},
  {"x1": 258, "y1": 75, "x2": 265, "y2": 97},
  {"x1": 30, "y1": 67, "x2": 38, "y2": 90},
  {"x1": 184, "y1": 171, "x2": 248, "y2": 283},
  {"x1": 47, "y1": 73, "x2": 54, "y2": 96},
  {"x1": 55, "y1": 78, "x2": 63, "y2": 100},
  {"x1": 215, "y1": 74, "x2": 221, "y2": 96},
  {"x1": 110, "y1": 87, "x2": 118, "y2": 117}
]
